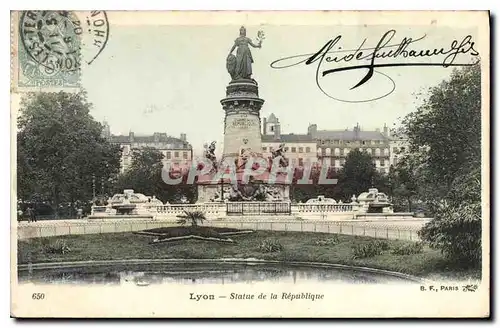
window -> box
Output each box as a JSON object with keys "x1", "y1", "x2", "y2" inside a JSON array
[
  {"x1": 335, "y1": 159, "x2": 340, "y2": 167},
  {"x1": 270, "y1": 126, "x2": 275, "y2": 132},
  {"x1": 262, "y1": 147, "x2": 267, "y2": 152},
  {"x1": 383, "y1": 148, "x2": 389, "y2": 156},
  {"x1": 298, "y1": 158, "x2": 304, "y2": 166},
  {"x1": 362, "y1": 141, "x2": 366, "y2": 145},
  {"x1": 325, "y1": 148, "x2": 331, "y2": 155},
  {"x1": 183, "y1": 151, "x2": 188, "y2": 160},
  {"x1": 344, "y1": 148, "x2": 349, "y2": 156},
  {"x1": 174, "y1": 151, "x2": 179, "y2": 158},
  {"x1": 285, "y1": 147, "x2": 289, "y2": 152},
  {"x1": 291, "y1": 147, "x2": 296, "y2": 153},
  {"x1": 375, "y1": 148, "x2": 381, "y2": 156},
  {"x1": 334, "y1": 148, "x2": 340, "y2": 156},
  {"x1": 299, "y1": 147, "x2": 304, "y2": 153},
  {"x1": 380, "y1": 161, "x2": 385, "y2": 167},
  {"x1": 166, "y1": 152, "x2": 172, "y2": 159},
  {"x1": 306, "y1": 147, "x2": 311, "y2": 153}
]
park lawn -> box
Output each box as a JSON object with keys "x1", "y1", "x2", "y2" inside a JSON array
[{"x1": 17, "y1": 230, "x2": 480, "y2": 281}]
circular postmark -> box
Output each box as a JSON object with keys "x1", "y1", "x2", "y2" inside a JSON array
[
  {"x1": 19, "y1": 10, "x2": 109, "y2": 76},
  {"x1": 83, "y1": 11, "x2": 110, "y2": 65},
  {"x1": 20, "y1": 11, "x2": 82, "y2": 73}
]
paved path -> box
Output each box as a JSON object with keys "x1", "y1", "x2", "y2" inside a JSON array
[{"x1": 16, "y1": 217, "x2": 430, "y2": 241}]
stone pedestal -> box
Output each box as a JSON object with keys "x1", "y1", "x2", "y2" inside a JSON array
[
  {"x1": 197, "y1": 78, "x2": 291, "y2": 204},
  {"x1": 221, "y1": 79, "x2": 264, "y2": 161}
]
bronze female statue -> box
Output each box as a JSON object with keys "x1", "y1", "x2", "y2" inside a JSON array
[{"x1": 227, "y1": 26, "x2": 264, "y2": 80}]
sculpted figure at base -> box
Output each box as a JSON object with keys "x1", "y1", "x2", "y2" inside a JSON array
[
  {"x1": 271, "y1": 143, "x2": 289, "y2": 168},
  {"x1": 227, "y1": 27, "x2": 265, "y2": 80},
  {"x1": 204, "y1": 141, "x2": 218, "y2": 172}
]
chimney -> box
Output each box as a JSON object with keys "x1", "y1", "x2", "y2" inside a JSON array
[
  {"x1": 101, "y1": 121, "x2": 111, "y2": 140},
  {"x1": 180, "y1": 133, "x2": 187, "y2": 142},
  {"x1": 129, "y1": 131, "x2": 134, "y2": 142},
  {"x1": 383, "y1": 123, "x2": 389, "y2": 137},
  {"x1": 273, "y1": 124, "x2": 281, "y2": 140},
  {"x1": 354, "y1": 123, "x2": 360, "y2": 139},
  {"x1": 308, "y1": 124, "x2": 317, "y2": 136},
  {"x1": 262, "y1": 117, "x2": 267, "y2": 135}
]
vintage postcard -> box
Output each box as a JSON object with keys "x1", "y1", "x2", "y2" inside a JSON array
[{"x1": 10, "y1": 11, "x2": 490, "y2": 318}]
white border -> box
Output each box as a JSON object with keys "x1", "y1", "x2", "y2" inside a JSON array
[{"x1": 3, "y1": 0, "x2": 497, "y2": 326}]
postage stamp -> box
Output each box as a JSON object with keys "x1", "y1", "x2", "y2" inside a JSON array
[
  {"x1": 10, "y1": 11, "x2": 490, "y2": 318},
  {"x1": 12, "y1": 10, "x2": 109, "y2": 92}
]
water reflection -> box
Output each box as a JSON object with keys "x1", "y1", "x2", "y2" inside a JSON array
[{"x1": 18, "y1": 262, "x2": 418, "y2": 285}]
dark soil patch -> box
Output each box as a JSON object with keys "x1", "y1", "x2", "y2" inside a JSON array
[
  {"x1": 135, "y1": 226, "x2": 254, "y2": 242},
  {"x1": 143, "y1": 226, "x2": 243, "y2": 235}
]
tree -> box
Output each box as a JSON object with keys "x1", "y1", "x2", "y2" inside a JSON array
[
  {"x1": 114, "y1": 147, "x2": 198, "y2": 203},
  {"x1": 419, "y1": 167, "x2": 481, "y2": 267},
  {"x1": 389, "y1": 154, "x2": 422, "y2": 212},
  {"x1": 401, "y1": 64, "x2": 481, "y2": 201},
  {"x1": 17, "y1": 91, "x2": 122, "y2": 216},
  {"x1": 336, "y1": 149, "x2": 383, "y2": 201},
  {"x1": 400, "y1": 64, "x2": 482, "y2": 267},
  {"x1": 176, "y1": 210, "x2": 207, "y2": 227}
]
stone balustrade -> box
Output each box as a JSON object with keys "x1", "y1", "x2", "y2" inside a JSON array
[
  {"x1": 91, "y1": 201, "x2": 398, "y2": 220},
  {"x1": 292, "y1": 203, "x2": 357, "y2": 213},
  {"x1": 155, "y1": 203, "x2": 226, "y2": 218}
]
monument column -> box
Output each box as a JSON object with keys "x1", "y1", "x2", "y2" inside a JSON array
[{"x1": 221, "y1": 79, "x2": 264, "y2": 162}]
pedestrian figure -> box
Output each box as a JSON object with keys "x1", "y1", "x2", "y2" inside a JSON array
[
  {"x1": 77, "y1": 208, "x2": 83, "y2": 219},
  {"x1": 26, "y1": 207, "x2": 32, "y2": 223},
  {"x1": 30, "y1": 206, "x2": 37, "y2": 222}
]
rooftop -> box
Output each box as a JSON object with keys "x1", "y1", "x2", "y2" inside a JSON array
[
  {"x1": 261, "y1": 133, "x2": 314, "y2": 143},
  {"x1": 311, "y1": 130, "x2": 389, "y2": 141},
  {"x1": 110, "y1": 133, "x2": 192, "y2": 148}
]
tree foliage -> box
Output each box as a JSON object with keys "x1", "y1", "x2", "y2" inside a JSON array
[
  {"x1": 401, "y1": 64, "x2": 481, "y2": 200},
  {"x1": 17, "y1": 91, "x2": 122, "y2": 214},
  {"x1": 114, "y1": 147, "x2": 197, "y2": 203},
  {"x1": 401, "y1": 64, "x2": 482, "y2": 268},
  {"x1": 336, "y1": 149, "x2": 385, "y2": 200}
]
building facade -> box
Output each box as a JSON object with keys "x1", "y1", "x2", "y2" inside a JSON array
[
  {"x1": 102, "y1": 122, "x2": 193, "y2": 173},
  {"x1": 308, "y1": 123, "x2": 392, "y2": 174},
  {"x1": 260, "y1": 114, "x2": 404, "y2": 174},
  {"x1": 389, "y1": 135, "x2": 409, "y2": 167},
  {"x1": 261, "y1": 114, "x2": 318, "y2": 167}
]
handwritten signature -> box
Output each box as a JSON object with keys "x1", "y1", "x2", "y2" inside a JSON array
[{"x1": 270, "y1": 30, "x2": 480, "y2": 103}]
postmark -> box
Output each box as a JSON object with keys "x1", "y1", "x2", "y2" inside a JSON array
[{"x1": 15, "y1": 10, "x2": 110, "y2": 91}]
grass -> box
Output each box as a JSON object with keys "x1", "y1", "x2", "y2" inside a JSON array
[{"x1": 17, "y1": 230, "x2": 481, "y2": 281}]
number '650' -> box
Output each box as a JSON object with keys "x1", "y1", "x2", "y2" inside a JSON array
[{"x1": 32, "y1": 293, "x2": 45, "y2": 300}]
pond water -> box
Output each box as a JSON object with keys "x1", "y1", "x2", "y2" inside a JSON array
[{"x1": 18, "y1": 262, "x2": 420, "y2": 285}]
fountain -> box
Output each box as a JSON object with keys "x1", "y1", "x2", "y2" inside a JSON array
[{"x1": 89, "y1": 189, "x2": 162, "y2": 219}]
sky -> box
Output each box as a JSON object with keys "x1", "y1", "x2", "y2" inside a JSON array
[{"x1": 81, "y1": 14, "x2": 479, "y2": 157}]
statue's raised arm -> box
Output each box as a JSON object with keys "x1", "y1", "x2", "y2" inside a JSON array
[{"x1": 226, "y1": 26, "x2": 265, "y2": 81}]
